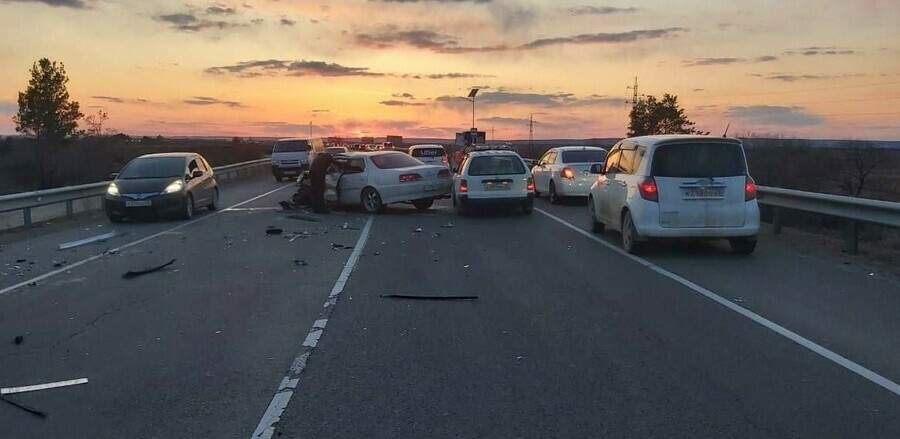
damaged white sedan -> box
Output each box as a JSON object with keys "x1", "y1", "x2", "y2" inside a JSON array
[{"x1": 324, "y1": 151, "x2": 452, "y2": 213}]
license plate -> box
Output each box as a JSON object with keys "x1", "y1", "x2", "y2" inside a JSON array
[
  {"x1": 484, "y1": 181, "x2": 510, "y2": 191},
  {"x1": 125, "y1": 200, "x2": 152, "y2": 207},
  {"x1": 682, "y1": 187, "x2": 724, "y2": 199}
]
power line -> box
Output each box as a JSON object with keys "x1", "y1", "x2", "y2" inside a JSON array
[{"x1": 697, "y1": 81, "x2": 900, "y2": 99}]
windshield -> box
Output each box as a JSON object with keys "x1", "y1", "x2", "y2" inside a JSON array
[
  {"x1": 562, "y1": 149, "x2": 607, "y2": 163},
  {"x1": 651, "y1": 142, "x2": 747, "y2": 178},
  {"x1": 118, "y1": 157, "x2": 185, "y2": 179},
  {"x1": 467, "y1": 155, "x2": 526, "y2": 176},
  {"x1": 274, "y1": 140, "x2": 309, "y2": 153},
  {"x1": 371, "y1": 153, "x2": 423, "y2": 169},
  {"x1": 411, "y1": 147, "x2": 446, "y2": 158}
]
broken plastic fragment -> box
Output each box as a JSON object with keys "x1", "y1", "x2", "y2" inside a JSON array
[
  {"x1": 265, "y1": 228, "x2": 283, "y2": 235},
  {"x1": 122, "y1": 259, "x2": 177, "y2": 279}
]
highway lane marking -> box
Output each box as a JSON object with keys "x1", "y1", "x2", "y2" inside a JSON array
[
  {"x1": 1, "y1": 378, "x2": 88, "y2": 395},
  {"x1": 0, "y1": 184, "x2": 294, "y2": 298},
  {"x1": 535, "y1": 207, "x2": 900, "y2": 397},
  {"x1": 250, "y1": 216, "x2": 374, "y2": 439}
]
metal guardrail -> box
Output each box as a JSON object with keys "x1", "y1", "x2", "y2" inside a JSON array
[
  {"x1": 757, "y1": 186, "x2": 900, "y2": 254},
  {"x1": 0, "y1": 158, "x2": 270, "y2": 228}
]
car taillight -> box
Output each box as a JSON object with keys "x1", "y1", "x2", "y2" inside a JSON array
[
  {"x1": 639, "y1": 177, "x2": 658, "y2": 202},
  {"x1": 437, "y1": 169, "x2": 450, "y2": 178},
  {"x1": 561, "y1": 166, "x2": 575, "y2": 180},
  {"x1": 399, "y1": 173, "x2": 421, "y2": 183},
  {"x1": 526, "y1": 177, "x2": 535, "y2": 192},
  {"x1": 745, "y1": 176, "x2": 757, "y2": 201},
  {"x1": 442, "y1": 156, "x2": 448, "y2": 164},
  {"x1": 459, "y1": 179, "x2": 468, "y2": 193}
]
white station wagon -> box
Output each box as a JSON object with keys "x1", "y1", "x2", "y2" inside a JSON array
[{"x1": 587, "y1": 135, "x2": 760, "y2": 254}]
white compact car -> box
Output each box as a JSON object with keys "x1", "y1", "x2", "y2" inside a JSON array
[
  {"x1": 408, "y1": 144, "x2": 449, "y2": 167},
  {"x1": 452, "y1": 150, "x2": 535, "y2": 215},
  {"x1": 532, "y1": 146, "x2": 608, "y2": 203},
  {"x1": 324, "y1": 151, "x2": 452, "y2": 213},
  {"x1": 587, "y1": 135, "x2": 760, "y2": 254}
]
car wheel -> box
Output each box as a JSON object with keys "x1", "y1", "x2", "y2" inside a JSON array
[
  {"x1": 412, "y1": 199, "x2": 434, "y2": 211},
  {"x1": 456, "y1": 194, "x2": 468, "y2": 216},
  {"x1": 361, "y1": 187, "x2": 384, "y2": 214},
  {"x1": 522, "y1": 199, "x2": 534, "y2": 215},
  {"x1": 207, "y1": 188, "x2": 220, "y2": 211},
  {"x1": 589, "y1": 196, "x2": 604, "y2": 233},
  {"x1": 181, "y1": 193, "x2": 195, "y2": 220},
  {"x1": 729, "y1": 237, "x2": 757, "y2": 255},
  {"x1": 274, "y1": 173, "x2": 283, "y2": 182},
  {"x1": 549, "y1": 181, "x2": 561, "y2": 205},
  {"x1": 622, "y1": 211, "x2": 643, "y2": 254}
]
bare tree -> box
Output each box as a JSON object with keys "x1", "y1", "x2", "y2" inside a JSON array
[
  {"x1": 83, "y1": 109, "x2": 109, "y2": 138},
  {"x1": 838, "y1": 141, "x2": 880, "y2": 196}
]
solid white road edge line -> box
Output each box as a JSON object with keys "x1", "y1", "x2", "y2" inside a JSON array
[
  {"x1": 250, "y1": 216, "x2": 374, "y2": 439},
  {"x1": 0, "y1": 184, "x2": 293, "y2": 297},
  {"x1": 534, "y1": 207, "x2": 900, "y2": 397},
  {"x1": 1, "y1": 378, "x2": 89, "y2": 395}
]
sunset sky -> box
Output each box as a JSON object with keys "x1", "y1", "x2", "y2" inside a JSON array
[{"x1": 0, "y1": 0, "x2": 898, "y2": 140}]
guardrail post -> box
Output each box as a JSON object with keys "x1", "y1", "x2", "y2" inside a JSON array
[
  {"x1": 844, "y1": 220, "x2": 859, "y2": 254},
  {"x1": 23, "y1": 207, "x2": 32, "y2": 228},
  {"x1": 66, "y1": 200, "x2": 74, "y2": 219},
  {"x1": 772, "y1": 207, "x2": 783, "y2": 234}
]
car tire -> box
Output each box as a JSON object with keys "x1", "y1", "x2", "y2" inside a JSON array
[
  {"x1": 549, "y1": 181, "x2": 561, "y2": 205},
  {"x1": 181, "y1": 193, "x2": 195, "y2": 220},
  {"x1": 589, "y1": 196, "x2": 604, "y2": 233},
  {"x1": 455, "y1": 195, "x2": 468, "y2": 216},
  {"x1": 274, "y1": 173, "x2": 283, "y2": 182},
  {"x1": 412, "y1": 199, "x2": 434, "y2": 211},
  {"x1": 361, "y1": 187, "x2": 384, "y2": 214},
  {"x1": 521, "y1": 200, "x2": 534, "y2": 215},
  {"x1": 729, "y1": 237, "x2": 757, "y2": 255},
  {"x1": 207, "y1": 188, "x2": 220, "y2": 211},
  {"x1": 622, "y1": 210, "x2": 643, "y2": 254}
]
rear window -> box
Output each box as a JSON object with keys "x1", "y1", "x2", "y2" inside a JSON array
[
  {"x1": 467, "y1": 155, "x2": 526, "y2": 176},
  {"x1": 411, "y1": 147, "x2": 446, "y2": 158},
  {"x1": 371, "y1": 153, "x2": 423, "y2": 169},
  {"x1": 273, "y1": 140, "x2": 310, "y2": 153},
  {"x1": 562, "y1": 149, "x2": 607, "y2": 163},
  {"x1": 651, "y1": 142, "x2": 746, "y2": 178}
]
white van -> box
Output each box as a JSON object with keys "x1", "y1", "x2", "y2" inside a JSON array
[
  {"x1": 588, "y1": 135, "x2": 760, "y2": 254},
  {"x1": 271, "y1": 138, "x2": 325, "y2": 182}
]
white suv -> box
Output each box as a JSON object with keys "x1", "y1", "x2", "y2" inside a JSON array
[
  {"x1": 587, "y1": 135, "x2": 760, "y2": 254},
  {"x1": 408, "y1": 144, "x2": 449, "y2": 167},
  {"x1": 452, "y1": 150, "x2": 535, "y2": 215}
]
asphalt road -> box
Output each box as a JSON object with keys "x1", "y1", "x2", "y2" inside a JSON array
[{"x1": 1, "y1": 178, "x2": 898, "y2": 438}]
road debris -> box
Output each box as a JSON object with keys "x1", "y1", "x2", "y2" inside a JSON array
[
  {"x1": 293, "y1": 259, "x2": 309, "y2": 267},
  {"x1": 58, "y1": 231, "x2": 117, "y2": 251},
  {"x1": 380, "y1": 294, "x2": 478, "y2": 301},
  {"x1": 331, "y1": 243, "x2": 351, "y2": 250},
  {"x1": 463, "y1": 264, "x2": 470, "y2": 269},
  {"x1": 440, "y1": 222, "x2": 455, "y2": 229},
  {"x1": 14, "y1": 335, "x2": 23, "y2": 345},
  {"x1": 374, "y1": 251, "x2": 381, "y2": 256},
  {"x1": 1, "y1": 396, "x2": 47, "y2": 418},
  {"x1": 286, "y1": 213, "x2": 322, "y2": 222},
  {"x1": 340, "y1": 222, "x2": 359, "y2": 230},
  {"x1": 1, "y1": 378, "x2": 89, "y2": 395},
  {"x1": 414, "y1": 228, "x2": 423, "y2": 233},
  {"x1": 122, "y1": 259, "x2": 177, "y2": 279},
  {"x1": 52, "y1": 260, "x2": 66, "y2": 268},
  {"x1": 265, "y1": 228, "x2": 283, "y2": 236},
  {"x1": 15, "y1": 259, "x2": 26, "y2": 263}
]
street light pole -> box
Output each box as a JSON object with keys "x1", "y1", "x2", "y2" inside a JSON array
[{"x1": 467, "y1": 88, "x2": 479, "y2": 129}]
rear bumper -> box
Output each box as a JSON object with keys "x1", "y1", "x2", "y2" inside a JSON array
[
  {"x1": 459, "y1": 193, "x2": 534, "y2": 207},
  {"x1": 105, "y1": 194, "x2": 185, "y2": 217},
  {"x1": 555, "y1": 178, "x2": 593, "y2": 197},
  {"x1": 632, "y1": 201, "x2": 760, "y2": 238}
]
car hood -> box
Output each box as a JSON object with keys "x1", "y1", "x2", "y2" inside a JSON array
[{"x1": 113, "y1": 178, "x2": 179, "y2": 195}]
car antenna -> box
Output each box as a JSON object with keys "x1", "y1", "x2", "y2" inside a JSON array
[{"x1": 722, "y1": 122, "x2": 731, "y2": 138}]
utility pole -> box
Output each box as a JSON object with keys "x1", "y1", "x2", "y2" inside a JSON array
[
  {"x1": 528, "y1": 113, "x2": 534, "y2": 159},
  {"x1": 491, "y1": 126, "x2": 495, "y2": 142},
  {"x1": 308, "y1": 121, "x2": 312, "y2": 139}
]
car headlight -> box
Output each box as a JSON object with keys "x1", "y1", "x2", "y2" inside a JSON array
[
  {"x1": 163, "y1": 180, "x2": 184, "y2": 194},
  {"x1": 107, "y1": 183, "x2": 119, "y2": 196}
]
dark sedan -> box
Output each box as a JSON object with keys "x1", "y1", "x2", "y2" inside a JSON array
[{"x1": 104, "y1": 153, "x2": 219, "y2": 222}]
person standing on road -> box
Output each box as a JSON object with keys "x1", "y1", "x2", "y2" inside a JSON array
[{"x1": 308, "y1": 152, "x2": 334, "y2": 214}]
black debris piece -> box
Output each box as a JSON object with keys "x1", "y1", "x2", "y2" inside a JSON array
[
  {"x1": 379, "y1": 294, "x2": 478, "y2": 301},
  {"x1": 293, "y1": 259, "x2": 309, "y2": 267},
  {"x1": 374, "y1": 251, "x2": 381, "y2": 256},
  {"x1": 14, "y1": 335, "x2": 23, "y2": 345},
  {"x1": 265, "y1": 228, "x2": 283, "y2": 236},
  {"x1": 1, "y1": 396, "x2": 48, "y2": 418},
  {"x1": 26, "y1": 282, "x2": 37, "y2": 287},
  {"x1": 122, "y1": 259, "x2": 177, "y2": 279},
  {"x1": 331, "y1": 243, "x2": 351, "y2": 249},
  {"x1": 53, "y1": 260, "x2": 66, "y2": 268},
  {"x1": 16, "y1": 259, "x2": 26, "y2": 263},
  {"x1": 440, "y1": 223, "x2": 455, "y2": 229}
]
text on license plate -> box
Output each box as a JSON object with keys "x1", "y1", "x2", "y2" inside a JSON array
[
  {"x1": 682, "y1": 187, "x2": 724, "y2": 199},
  {"x1": 126, "y1": 200, "x2": 153, "y2": 207},
  {"x1": 484, "y1": 181, "x2": 510, "y2": 191}
]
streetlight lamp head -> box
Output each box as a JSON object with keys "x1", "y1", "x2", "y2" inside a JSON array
[{"x1": 468, "y1": 88, "x2": 479, "y2": 98}]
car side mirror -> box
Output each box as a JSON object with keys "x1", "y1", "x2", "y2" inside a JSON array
[
  {"x1": 107, "y1": 172, "x2": 119, "y2": 181},
  {"x1": 191, "y1": 170, "x2": 203, "y2": 179},
  {"x1": 590, "y1": 164, "x2": 605, "y2": 174}
]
